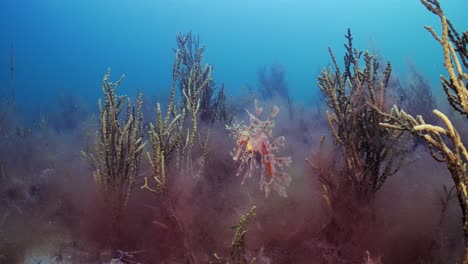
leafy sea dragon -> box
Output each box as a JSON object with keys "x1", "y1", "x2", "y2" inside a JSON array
[{"x1": 226, "y1": 100, "x2": 292, "y2": 198}]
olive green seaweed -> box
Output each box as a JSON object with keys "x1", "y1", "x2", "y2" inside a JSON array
[{"x1": 81, "y1": 69, "x2": 145, "y2": 248}]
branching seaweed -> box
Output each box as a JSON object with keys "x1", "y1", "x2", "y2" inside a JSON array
[
  {"x1": 257, "y1": 63, "x2": 293, "y2": 119},
  {"x1": 212, "y1": 84, "x2": 234, "y2": 125},
  {"x1": 141, "y1": 51, "x2": 196, "y2": 264},
  {"x1": 317, "y1": 29, "x2": 411, "y2": 202},
  {"x1": 211, "y1": 206, "x2": 257, "y2": 264},
  {"x1": 421, "y1": 0, "x2": 468, "y2": 117},
  {"x1": 174, "y1": 32, "x2": 212, "y2": 174},
  {"x1": 257, "y1": 63, "x2": 289, "y2": 100},
  {"x1": 175, "y1": 31, "x2": 213, "y2": 128},
  {"x1": 81, "y1": 69, "x2": 145, "y2": 249},
  {"x1": 142, "y1": 51, "x2": 185, "y2": 195}
]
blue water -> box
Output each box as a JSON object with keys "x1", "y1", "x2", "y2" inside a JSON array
[{"x1": 1, "y1": 0, "x2": 467, "y2": 114}]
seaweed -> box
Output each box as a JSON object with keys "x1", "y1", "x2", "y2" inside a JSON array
[
  {"x1": 317, "y1": 29, "x2": 411, "y2": 202},
  {"x1": 211, "y1": 206, "x2": 257, "y2": 264},
  {"x1": 81, "y1": 69, "x2": 145, "y2": 249}
]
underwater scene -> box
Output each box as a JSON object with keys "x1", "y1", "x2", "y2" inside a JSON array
[{"x1": 1, "y1": 0, "x2": 468, "y2": 263}]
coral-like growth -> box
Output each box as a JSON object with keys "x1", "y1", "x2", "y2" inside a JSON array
[{"x1": 226, "y1": 100, "x2": 292, "y2": 198}]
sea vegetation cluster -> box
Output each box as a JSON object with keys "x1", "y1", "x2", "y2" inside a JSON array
[{"x1": 0, "y1": 0, "x2": 467, "y2": 263}]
